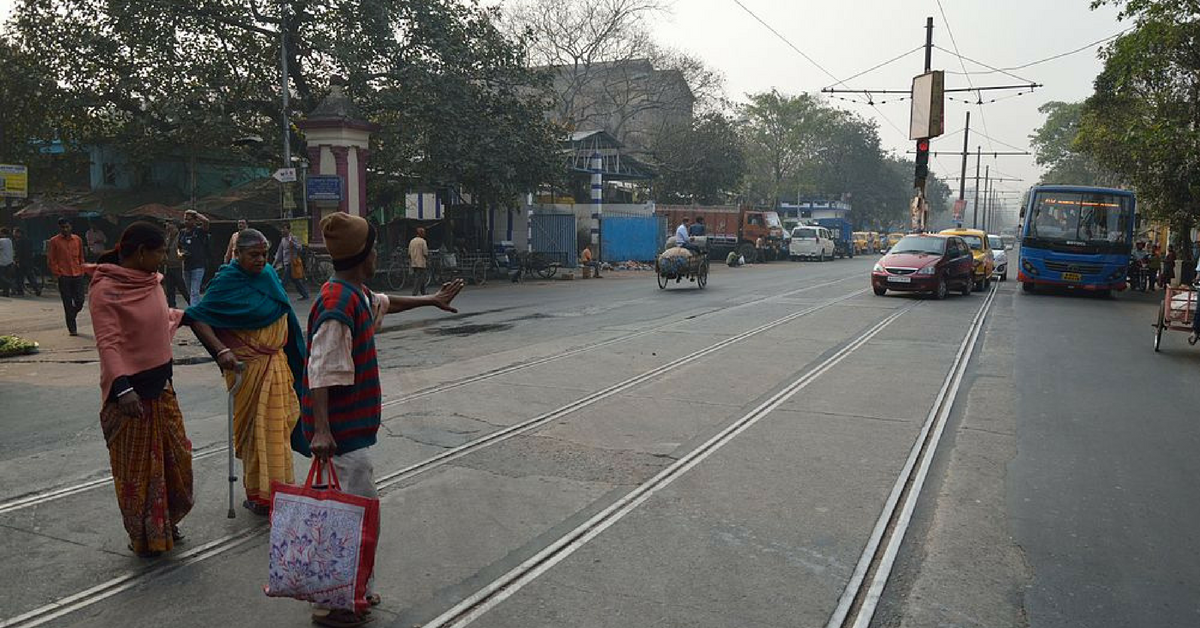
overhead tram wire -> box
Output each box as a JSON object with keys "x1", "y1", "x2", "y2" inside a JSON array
[
  {"x1": 935, "y1": 0, "x2": 995, "y2": 154},
  {"x1": 943, "y1": 28, "x2": 1132, "y2": 76},
  {"x1": 729, "y1": 0, "x2": 915, "y2": 145}
]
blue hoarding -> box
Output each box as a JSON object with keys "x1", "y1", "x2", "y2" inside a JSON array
[{"x1": 307, "y1": 175, "x2": 343, "y2": 202}]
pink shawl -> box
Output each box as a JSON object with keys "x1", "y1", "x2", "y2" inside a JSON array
[{"x1": 86, "y1": 263, "x2": 184, "y2": 402}]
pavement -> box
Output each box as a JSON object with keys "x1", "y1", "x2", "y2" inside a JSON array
[{"x1": 0, "y1": 253, "x2": 1196, "y2": 628}]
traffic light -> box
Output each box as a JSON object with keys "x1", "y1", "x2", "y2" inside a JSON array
[{"x1": 914, "y1": 139, "x2": 930, "y2": 184}]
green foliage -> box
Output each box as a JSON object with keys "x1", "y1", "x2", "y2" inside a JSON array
[
  {"x1": 4, "y1": 0, "x2": 563, "y2": 207},
  {"x1": 0, "y1": 335, "x2": 39, "y2": 358},
  {"x1": 1030, "y1": 101, "x2": 1120, "y2": 186},
  {"x1": 1076, "y1": 3, "x2": 1200, "y2": 234},
  {"x1": 650, "y1": 113, "x2": 745, "y2": 204},
  {"x1": 740, "y1": 91, "x2": 834, "y2": 207}
]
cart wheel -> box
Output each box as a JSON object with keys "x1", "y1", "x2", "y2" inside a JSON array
[
  {"x1": 1155, "y1": 303, "x2": 1165, "y2": 352},
  {"x1": 697, "y1": 260, "x2": 709, "y2": 289},
  {"x1": 537, "y1": 264, "x2": 558, "y2": 280},
  {"x1": 385, "y1": 266, "x2": 407, "y2": 291},
  {"x1": 471, "y1": 260, "x2": 488, "y2": 286}
]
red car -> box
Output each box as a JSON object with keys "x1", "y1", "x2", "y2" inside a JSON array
[{"x1": 871, "y1": 234, "x2": 975, "y2": 299}]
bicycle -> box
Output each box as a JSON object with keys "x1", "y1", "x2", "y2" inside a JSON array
[
  {"x1": 378, "y1": 247, "x2": 411, "y2": 291},
  {"x1": 302, "y1": 248, "x2": 334, "y2": 286},
  {"x1": 513, "y1": 251, "x2": 561, "y2": 282}
]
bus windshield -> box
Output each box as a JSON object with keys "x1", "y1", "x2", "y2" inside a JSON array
[{"x1": 1029, "y1": 191, "x2": 1133, "y2": 245}]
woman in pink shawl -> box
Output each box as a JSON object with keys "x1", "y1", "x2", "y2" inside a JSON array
[{"x1": 88, "y1": 222, "x2": 194, "y2": 557}]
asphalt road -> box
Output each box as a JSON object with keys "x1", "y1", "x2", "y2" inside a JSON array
[{"x1": 0, "y1": 253, "x2": 1196, "y2": 628}]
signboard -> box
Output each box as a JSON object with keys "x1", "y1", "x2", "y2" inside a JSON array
[
  {"x1": 306, "y1": 175, "x2": 342, "y2": 203},
  {"x1": 0, "y1": 164, "x2": 29, "y2": 198},
  {"x1": 909, "y1": 70, "x2": 945, "y2": 140},
  {"x1": 952, "y1": 199, "x2": 967, "y2": 221},
  {"x1": 272, "y1": 167, "x2": 297, "y2": 183}
]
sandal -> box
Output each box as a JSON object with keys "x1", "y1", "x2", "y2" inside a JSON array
[
  {"x1": 243, "y1": 499, "x2": 270, "y2": 516},
  {"x1": 171, "y1": 525, "x2": 186, "y2": 542},
  {"x1": 311, "y1": 610, "x2": 373, "y2": 628},
  {"x1": 366, "y1": 593, "x2": 381, "y2": 607},
  {"x1": 1189, "y1": 334, "x2": 1198, "y2": 346}
]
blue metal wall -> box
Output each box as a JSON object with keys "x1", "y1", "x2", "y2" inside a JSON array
[
  {"x1": 601, "y1": 215, "x2": 663, "y2": 263},
  {"x1": 530, "y1": 212, "x2": 577, "y2": 268}
]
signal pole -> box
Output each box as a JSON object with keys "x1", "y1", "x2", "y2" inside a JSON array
[{"x1": 914, "y1": 16, "x2": 935, "y2": 231}]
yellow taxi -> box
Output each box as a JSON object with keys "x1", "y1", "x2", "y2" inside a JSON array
[
  {"x1": 938, "y1": 227, "x2": 995, "y2": 290},
  {"x1": 885, "y1": 232, "x2": 905, "y2": 252},
  {"x1": 852, "y1": 232, "x2": 870, "y2": 255},
  {"x1": 868, "y1": 231, "x2": 882, "y2": 253}
]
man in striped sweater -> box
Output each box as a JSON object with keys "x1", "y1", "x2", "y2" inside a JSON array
[{"x1": 302, "y1": 212, "x2": 463, "y2": 628}]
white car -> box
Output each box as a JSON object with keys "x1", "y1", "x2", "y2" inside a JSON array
[
  {"x1": 789, "y1": 226, "x2": 836, "y2": 261},
  {"x1": 988, "y1": 234, "x2": 1009, "y2": 281}
]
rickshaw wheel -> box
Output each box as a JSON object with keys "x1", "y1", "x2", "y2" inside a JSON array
[
  {"x1": 1154, "y1": 303, "x2": 1165, "y2": 352},
  {"x1": 697, "y1": 259, "x2": 709, "y2": 289}
]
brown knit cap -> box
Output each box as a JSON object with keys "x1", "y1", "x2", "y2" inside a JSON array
[{"x1": 321, "y1": 212, "x2": 371, "y2": 262}]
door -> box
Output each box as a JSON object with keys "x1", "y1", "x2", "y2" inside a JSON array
[{"x1": 530, "y1": 212, "x2": 577, "y2": 267}]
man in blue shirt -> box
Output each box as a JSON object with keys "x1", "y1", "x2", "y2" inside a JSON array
[{"x1": 178, "y1": 210, "x2": 211, "y2": 306}]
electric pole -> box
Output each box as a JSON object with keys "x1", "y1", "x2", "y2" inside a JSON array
[{"x1": 972, "y1": 147, "x2": 981, "y2": 229}]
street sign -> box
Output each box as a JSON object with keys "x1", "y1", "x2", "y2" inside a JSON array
[
  {"x1": 306, "y1": 175, "x2": 343, "y2": 203},
  {"x1": 909, "y1": 70, "x2": 945, "y2": 140},
  {"x1": 272, "y1": 167, "x2": 298, "y2": 183},
  {"x1": 953, "y1": 199, "x2": 967, "y2": 221},
  {"x1": 0, "y1": 164, "x2": 29, "y2": 198}
]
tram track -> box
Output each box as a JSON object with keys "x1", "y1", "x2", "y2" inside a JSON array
[
  {"x1": 0, "y1": 272, "x2": 861, "y2": 518},
  {"x1": 0, "y1": 280, "x2": 873, "y2": 628}
]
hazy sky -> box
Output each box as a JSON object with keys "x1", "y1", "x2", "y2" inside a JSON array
[{"x1": 1, "y1": 0, "x2": 1127, "y2": 212}]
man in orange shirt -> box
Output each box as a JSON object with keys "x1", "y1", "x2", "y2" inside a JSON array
[{"x1": 48, "y1": 217, "x2": 87, "y2": 335}]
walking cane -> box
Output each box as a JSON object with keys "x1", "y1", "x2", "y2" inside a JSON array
[{"x1": 226, "y1": 366, "x2": 246, "y2": 519}]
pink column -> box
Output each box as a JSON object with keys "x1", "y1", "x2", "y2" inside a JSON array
[
  {"x1": 331, "y1": 146, "x2": 349, "y2": 215},
  {"x1": 356, "y1": 147, "x2": 370, "y2": 218}
]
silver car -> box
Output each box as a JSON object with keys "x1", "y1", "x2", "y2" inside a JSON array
[{"x1": 988, "y1": 234, "x2": 1009, "y2": 281}]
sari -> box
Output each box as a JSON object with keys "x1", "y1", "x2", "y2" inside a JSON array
[
  {"x1": 88, "y1": 263, "x2": 191, "y2": 554},
  {"x1": 186, "y1": 261, "x2": 306, "y2": 507}
]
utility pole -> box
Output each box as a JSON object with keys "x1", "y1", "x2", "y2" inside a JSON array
[
  {"x1": 958, "y1": 111, "x2": 970, "y2": 202},
  {"x1": 972, "y1": 146, "x2": 982, "y2": 229},
  {"x1": 280, "y1": 10, "x2": 292, "y2": 218},
  {"x1": 982, "y1": 165, "x2": 990, "y2": 232},
  {"x1": 913, "y1": 17, "x2": 935, "y2": 231}
]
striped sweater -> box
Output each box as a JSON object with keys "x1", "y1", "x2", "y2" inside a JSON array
[{"x1": 300, "y1": 279, "x2": 382, "y2": 455}]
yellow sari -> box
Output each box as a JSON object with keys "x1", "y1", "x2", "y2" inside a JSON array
[{"x1": 218, "y1": 314, "x2": 300, "y2": 507}]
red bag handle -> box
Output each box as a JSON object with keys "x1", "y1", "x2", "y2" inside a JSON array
[{"x1": 304, "y1": 457, "x2": 342, "y2": 491}]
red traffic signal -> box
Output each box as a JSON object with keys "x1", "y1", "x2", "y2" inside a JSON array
[{"x1": 916, "y1": 139, "x2": 930, "y2": 152}]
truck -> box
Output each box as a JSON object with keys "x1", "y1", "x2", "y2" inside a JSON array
[
  {"x1": 656, "y1": 205, "x2": 787, "y2": 261},
  {"x1": 814, "y1": 218, "x2": 854, "y2": 259}
]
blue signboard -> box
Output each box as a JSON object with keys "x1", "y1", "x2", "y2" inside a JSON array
[{"x1": 306, "y1": 175, "x2": 343, "y2": 202}]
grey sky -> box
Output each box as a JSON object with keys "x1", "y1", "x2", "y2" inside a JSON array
[
  {"x1": 652, "y1": 0, "x2": 1126, "y2": 214},
  {"x1": 1, "y1": 0, "x2": 1126, "y2": 213}
]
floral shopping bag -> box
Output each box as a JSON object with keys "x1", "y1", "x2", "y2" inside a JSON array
[{"x1": 265, "y1": 459, "x2": 380, "y2": 613}]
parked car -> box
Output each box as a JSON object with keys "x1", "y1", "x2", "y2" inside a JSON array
[
  {"x1": 988, "y1": 234, "x2": 1008, "y2": 281},
  {"x1": 871, "y1": 234, "x2": 975, "y2": 299},
  {"x1": 789, "y1": 225, "x2": 836, "y2": 261},
  {"x1": 939, "y1": 227, "x2": 995, "y2": 291}
]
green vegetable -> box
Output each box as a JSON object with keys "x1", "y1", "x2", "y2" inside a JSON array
[{"x1": 0, "y1": 335, "x2": 40, "y2": 357}]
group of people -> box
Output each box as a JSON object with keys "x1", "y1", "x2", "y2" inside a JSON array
[
  {"x1": 88, "y1": 212, "x2": 463, "y2": 628},
  {"x1": 1130, "y1": 240, "x2": 1195, "y2": 292},
  {"x1": 0, "y1": 226, "x2": 44, "y2": 298}
]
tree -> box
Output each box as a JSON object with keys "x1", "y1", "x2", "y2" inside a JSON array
[
  {"x1": 1076, "y1": 2, "x2": 1200, "y2": 243},
  {"x1": 650, "y1": 112, "x2": 745, "y2": 204},
  {"x1": 505, "y1": 0, "x2": 718, "y2": 150},
  {"x1": 740, "y1": 90, "x2": 834, "y2": 207},
  {"x1": 6, "y1": 0, "x2": 564, "y2": 207},
  {"x1": 1030, "y1": 101, "x2": 1121, "y2": 186}
]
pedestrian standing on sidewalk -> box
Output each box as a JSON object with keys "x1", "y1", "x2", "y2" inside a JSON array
[
  {"x1": 0, "y1": 228, "x2": 14, "y2": 297},
  {"x1": 184, "y1": 228, "x2": 307, "y2": 516},
  {"x1": 48, "y1": 218, "x2": 87, "y2": 335},
  {"x1": 301, "y1": 213, "x2": 462, "y2": 628},
  {"x1": 409, "y1": 226, "x2": 429, "y2": 296},
  {"x1": 86, "y1": 221, "x2": 108, "y2": 261},
  {"x1": 273, "y1": 222, "x2": 309, "y2": 300},
  {"x1": 178, "y1": 210, "x2": 210, "y2": 306},
  {"x1": 223, "y1": 219, "x2": 249, "y2": 264},
  {"x1": 161, "y1": 221, "x2": 188, "y2": 307},
  {"x1": 88, "y1": 222, "x2": 193, "y2": 557},
  {"x1": 12, "y1": 228, "x2": 42, "y2": 296}
]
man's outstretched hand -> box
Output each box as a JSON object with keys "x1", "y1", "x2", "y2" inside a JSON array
[{"x1": 433, "y1": 279, "x2": 465, "y2": 313}]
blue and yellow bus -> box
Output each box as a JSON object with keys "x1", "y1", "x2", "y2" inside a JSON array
[{"x1": 1017, "y1": 185, "x2": 1137, "y2": 295}]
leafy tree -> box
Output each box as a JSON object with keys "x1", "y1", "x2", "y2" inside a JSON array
[
  {"x1": 1030, "y1": 101, "x2": 1120, "y2": 186},
  {"x1": 740, "y1": 90, "x2": 835, "y2": 207},
  {"x1": 6, "y1": 0, "x2": 563, "y2": 207},
  {"x1": 650, "y1": 112, "x2": 745, "y2": 204},
  {"x1": 1079, "y1": 0, "x2": 1200, "y2": 243}
]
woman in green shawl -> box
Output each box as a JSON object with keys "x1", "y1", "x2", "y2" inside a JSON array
[{"x1": 186, "y1": 229, "x2": 306, "y2": 515}]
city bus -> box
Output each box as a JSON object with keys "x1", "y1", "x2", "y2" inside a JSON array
[{"x1": 1017, "y1": 185, "x2": 1137, "y2": 296}]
